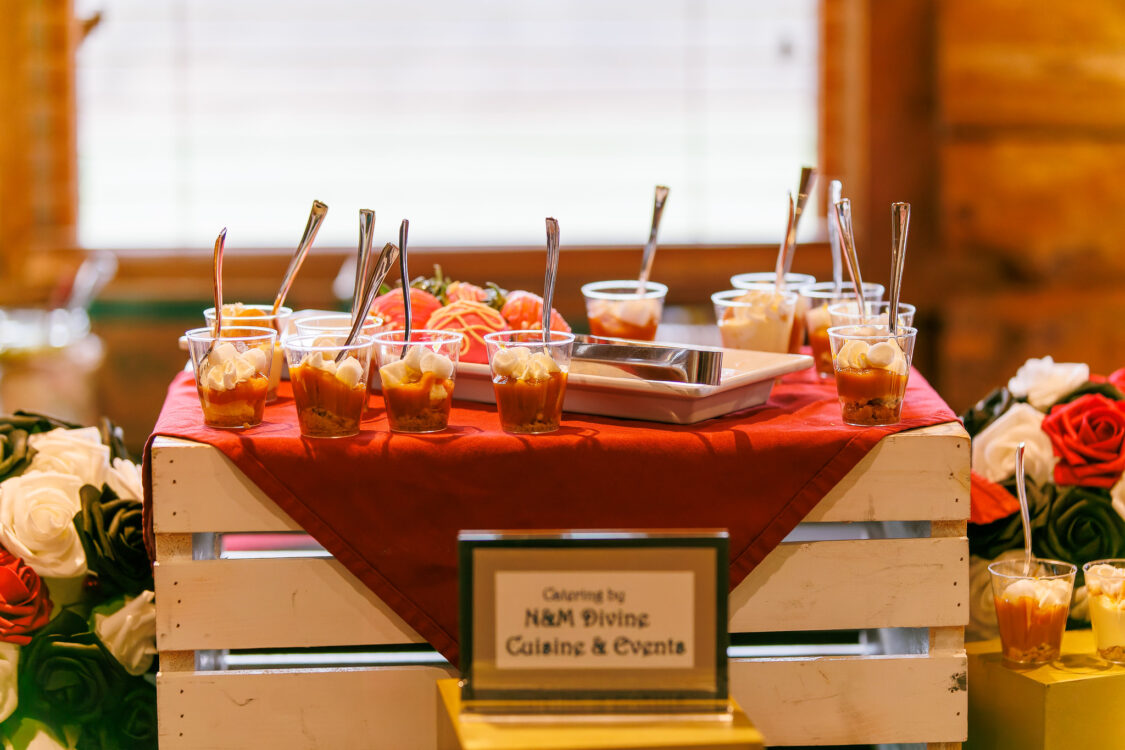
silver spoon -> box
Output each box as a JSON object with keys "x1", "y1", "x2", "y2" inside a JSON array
[
  {"x1": 833, "y1": 198, "x2": 867, "y2": 326},
  {"x1": 339, "y1": 242, "x2": 400, "y2": 363},
  {"x1": 1015, "y1": 442, "x2": 1033, "y2": 576},
  {"x1": 781, "y1": 165, "x2": 817, "y2": 278},
  {"x1": 351, "y1": 209, "x2": 376, "y2": 324},
  {"x1": 398, "y1": 219, "x2": 412, "y2": 359},
  {"x1": 828, "y1": 180, "x2": 844, "y2": 296},
  {"x1": 272, "y1": 200, "x2": 328, "y2": 324},
  {"x1": 543, "y1": 217, "x2": 560, "y2": 344},
  {"x1": 635, "y1": 185, "x2": 670, "y2": 294},
  {"x1": 211, "y1": 228, "x2": 226, "y2": 338},
  {"x1": 888, "y1": 202, "x2": 910, "y2": 338},
  {"x1": 773, "y1": 191, "x2": 796, "y2": 292}
]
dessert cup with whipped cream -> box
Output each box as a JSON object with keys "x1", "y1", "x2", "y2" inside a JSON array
[
  {"x1": 186, "y1": 326, "x2": 277, "y2": 429},
  {"x1": 1084, "y1": 560, "x2": 1125, "y2": 664},
  {"x1": 989, "y1": 558, "x2": 1076, "y2": 665},
  {"x1": 372, "y1": 330, "x2": 462, "y2": 433},
  {"x1": 731, "y1": 273, "x2": 816, "y2": 353},
  {"x1": 828, "y1": 300, "x2": 915, "y2": 330},
  {"x1": 283, "y1": 333, "x2": 372, "y2": 438},
  {"x1": 580, "y1": 280, "x2": 667, "y2": 342},
  {"x1": 484, "y1": 330, "x2": 574, "y2": 434},
  {"x1": 827, "y1": 324, "x2": 915, "y2": 426},
  {"x1": 296, "y1": 313, "x2": 391, "y2": 397},
  {"x1": 204, "y1": 304, "x2": 292, "y2": 402},
  {"x1": 712, "y1": 287, "x2": 798, "y2": 354},
  {"x1": 800, "y1": 282, "x2": 885, "y2": 378}
]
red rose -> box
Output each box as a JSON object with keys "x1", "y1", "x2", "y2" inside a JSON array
[
  {"x1": 1110, "y1": 368, "x2": 1125, "y2": 392},
  {"x1": 1042, "y1": 394, "x2": 1125, "y2": 488},
  {"x1": 0, "y1": 546, "x2": 52, "y2": 644}
]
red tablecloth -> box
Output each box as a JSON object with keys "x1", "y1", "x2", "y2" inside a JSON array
[{"x1": 143, "y1": 366, "x2": 957, "y2": 662}]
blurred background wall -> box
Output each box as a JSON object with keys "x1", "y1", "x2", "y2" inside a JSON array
[{"x1": 2, "y1": 0, "x2": 1124, "y2": 452}]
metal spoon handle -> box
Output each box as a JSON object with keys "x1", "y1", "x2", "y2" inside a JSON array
[
  {"x1": 636, "y1": 185, "x2": 670, "y2": 293},
  {"x1": 1015, "y1": 442, "x2": 1033, "y2": 576},
  {"x1": 212, "y1": 228, "x2": 227, "y2": 337},
  {"x1": 833, "y1": 198, "x2": 867, "y2": 326},
  {"x1": 398, "y1": 219, "x2": 412, "y2": 358},
  {"x1": 828, "y1": 180, "x2": 844, "y2": 295},
  {"x1": 774, "y1": 191, "x2": 796, "y2": 292},
  {"x1": 351, "y1": 209, "x2": 376, "y2": 323},
  {"x1": 339, "y1": 242, "x2": 400, "y2": 362},
  {"x1": 273, "y1": 200, "x2": 328, "y2": 317},
  {"x1": 888, "y1": 202, "x2": 910, "y2": 338},
  {"x1": 543, "y1": 217, "x2": 560, "y2": 344},
  {"x1": 782, "y1": 166, "x2": 817, "y2": 277}
]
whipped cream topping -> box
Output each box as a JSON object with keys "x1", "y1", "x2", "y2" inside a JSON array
[
  {"x1": 379, "y1": 344, "x2": 455, "y2": 390},
  {"x1": 805, "y1": 304, "x2": 831, "y2": 331},
  {"x1": 722, "y1": 289, "x2": 792, "y2": 323},
  {"x1": 1087, "y1": 564, "x2": 1125, "y2": 601},
  {"x1": 304, "y1": 350, "x2": 364, "y2": 389},
  {"x1": 590, "y1": 297, "x2": 659, "y2": 328},
  {"x1": 491, "y1": 345, "x2": 560, "y2": 381},
  {"x1": 202, "y1": 342, "x2": 269, "y2": 391},
  {"x1": 1001, "y1": 577, "x2": 1072, "y2": 608},
  {"x1": 834, "y1": 337, "x2": 908, "y2": 375}
]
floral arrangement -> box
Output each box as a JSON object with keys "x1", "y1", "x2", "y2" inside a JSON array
[
  {"x1": 0, "y1": 412, "x2": 155, "y2": 749},
  {"x1": 965, "y1": 356, "x2": 1125, "y2": 641}
]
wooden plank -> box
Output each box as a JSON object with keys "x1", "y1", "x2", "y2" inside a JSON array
[
  {"x1": 157, "y1": 665, "x2": 455, "y2": 750},
  {"x1": 731, "y1": 654, "x2": 967, "y2": 746},
  {"x1": 155, "y1": 536, "x2": 965, "y2": 651},
  {"x1": 152, "y1": 422, "x2": 968, "y2": 535}
]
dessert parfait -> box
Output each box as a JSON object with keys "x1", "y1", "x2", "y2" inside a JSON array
[
  {"x1": 204, "y1": 303, "x2": 292, "y2": 402},
  {"x1": 799, "y1": 282, "x2": 885, "y2": 378},
  {"x1": 827, "y1": 324, "x2": 916, "y2": 426},
  {"x1": 580, "y1": 280, "x2": 668, "y2": 341},
  {"x1": 711, "y1": 287, "x2": 798, "y2": 353},
  {"x1": 284, "y1": 334, "x2": 371, "y2": 438},
  {"x1": 731, "y1": 272, "x2": 816, "y2": 353},
  {"x1": 295, "y1": 313, "x2": 391, "y2": 398},
  {"x1": 185, "y1": 326, "x2": 276, "y2": 429},
  {"x1": 373, "y1": 330, "x2": 462, "y2": 433},
  {"x1": 1084, "y1": 560, "x2": 1125, "y2": 663},
  {"x1": 484, "y1": 331, "x2": 575, "y2": 434},
  {"x1": 989, "y1": 559, "x2": 1076, "y2": 664}
]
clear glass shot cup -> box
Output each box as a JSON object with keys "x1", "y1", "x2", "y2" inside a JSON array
[
  {"x1": 828, "y1": 300, "x2": 916, "y2": 330},
  {"x1": 711, "y1": 287, "x2": 798, "y2": 354},
  {"x1": 185, "y1": 326, "x2": 277, "y2": 430},
  {"x1": 731, "y1": 273, "x2": 816, "y2": 353},
  {"x1": 801, "y1": 282, "x2": 885, "y2": 378},
  {"x1": 296, "y1": 313, "x2": 391, "y2": 396},
  {"x1": 283, "y1": 333, "x2": 372, "y2": 438},
  {"x1": 371, "y1": 330, "x2": 463, "y2": 433},
  {"x1": 484, "y1": 330, "x2": 575, "y2": 434},
  {"x1": 204, "y1": 304, "x2": 293, "y2": 402},
  {"x1": 580, "y1": 280, "x2": 668, "y2": 342},
  {"x1": 989, "y1": 558, "x2": 1077, "y2": 665},
  {"x1": 827, "y1": 324, "x2": 916, "y2": 426},
  {"x1": 1083, "y1": 559, "x2": 1125, "y2": 664}
]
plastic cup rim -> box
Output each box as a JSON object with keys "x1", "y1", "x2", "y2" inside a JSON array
[
  {"x1": 827, "y1": 300, "x2": 916, "y2": 315},
  {"x1": 371, "y1": 329, "x2": 464, "y2": 346},
  {"x1": 185, "y1": 325, "x2": 277, "y2": 343},
  {"x1": 483, "y1": 330, "x2": 576, "y2": 345},
  {"x1": 580, "y1": 280, "x2": 668, "y2": 300},
  {"x1": 282, "y1": 333, "x2": 375, "y2": 352},
  {"x1": 1083, "y1": 558, "x2": 1125, "y2": 572},
  {"x1": 711, "y1": 288, "x2": 798, "y2": 306},
  {"x1": 988, "y1": 558, "x2": 1077, "y2": 580},
  {"x1": 826, "y1": 324, "x2": 918, "y2": 341},
  {"x1": 731, "y1": 272, "x2": 816, "y2": 289},
  {"x1": 204, "y1": 304, "x2": 293, "y2": 320},
  {"x1": 798, "y1": 281, "x2": 886, "y2": 299}
]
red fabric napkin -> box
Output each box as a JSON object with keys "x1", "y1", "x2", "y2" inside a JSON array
[
  {"x1": 969, "y1": 471, "x2": 1021, "y2": 524},
  {"x1": 144, "y1": 366, "x2": 957, "y2": 663}
]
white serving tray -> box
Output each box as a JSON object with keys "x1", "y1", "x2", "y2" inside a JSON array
[{"x1": 453, "y1": 348, "x2": 812, "y2": 425}]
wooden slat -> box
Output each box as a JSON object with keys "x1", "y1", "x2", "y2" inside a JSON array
[
  {"x1": 151, "y1": 422, "x2": 969, "y2": 535},
  {"x1": 156, "y1": 536, "x2": 966, "y2": 651},
  {"x1": 157, "y1": 665, "x2": 455, "y2": 750}
]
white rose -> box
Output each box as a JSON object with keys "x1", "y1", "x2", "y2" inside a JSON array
[
  {"x1": 972, "y1": 402, "x2": 1057, "y2": 485},
  {"x1": 0, "y1": 643, "x2": 17, "y2": 723},
  {"x1": 27, "y1": 427, "x2": 109, "y2": 489},
  {"x1": 968, "y1": 550, "x2": 1024, "y2": 642},
  {"x1": 1007, "y1": 356, "x2": 1089, "y2": 410},
  {"x1": 1070, "y1": 585, "x2": 1090, "y2": 623},
  {"x1": 0, "y1": 472, "x2": 86, "y2": 578},
  {"x1": 1112, "y1": 474, "x2": 1125, "y2": 522},
  {"x1": 105, "y1": 457, "x2": 142, "y2": 502},
  {"x1": 94, "y1": 591, "x2": 157, "y2": 676}
]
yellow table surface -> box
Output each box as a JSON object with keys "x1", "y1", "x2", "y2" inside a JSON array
[{"x1": 436, "y1": 680, "x2": 765, "y2": 750}]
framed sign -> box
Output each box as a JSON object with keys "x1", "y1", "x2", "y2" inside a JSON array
[{"x1": 458, "y1": 530, "x2": 728, "y2": 712}]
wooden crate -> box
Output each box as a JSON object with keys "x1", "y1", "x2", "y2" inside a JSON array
[{"x1": 151, "y1": 422, "x2": 970, "y2": 749}]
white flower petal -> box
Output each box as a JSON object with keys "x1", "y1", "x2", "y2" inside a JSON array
[
  {"x1": 0, "y1": 472, "x2": 87, "y2": 578},
  {"x1": 27, "y1": 428, "x2": 109, "y2": 489},
  {"x1": 106, "y1": 458, "x2": 143, "y2": 501},
  {"x1": 94, "y1": 591, "x2": 156, "y2": 676},
  {"x1": 0, "y1": 643, "x2": 17, "y2": 723},
  {"x1": 972, "y1": 403, "x2": 1057, "y2": 485},
  {"x1": 1007, "y1": 356, "x2": 1090, "y2": 410}
]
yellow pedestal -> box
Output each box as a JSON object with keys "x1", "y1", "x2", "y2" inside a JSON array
[
  {"x1": 967, "y1": 629, "x2": 1125, "y2": 750},
  {"x1": 435, "y1": 680, "x2": 765, "y2": 750}
]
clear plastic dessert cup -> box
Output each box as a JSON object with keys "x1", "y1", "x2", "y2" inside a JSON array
[
  {"x1": 283, "y1": 333, "x2": 372, "y2": 438},
  {"x1": 731, "y1": 273, "x2": 816, "y2": 353},
  {"x1": 711, "y1": 287, "x2": 798, "y2": 354},
  {"x1": 186, "y1": 326, "x2": 277, "y2": 430},
  {"x1": 484, "y1": 330, "x2": 574, "y2": 434},
  {"x1": 372, "y1": 330, "x2": 463, "y2": 433},
  {"x1": 296, "y1": 313, "x2": 391, "y2": 396},
  {"x1": 1083, "y1": 559, "x2": 1125, "y2": 664},
  {"x1": 580, "y1": 280, "x2": 667, "y2": 342},
  {"x1": 828, "y1": 300, "x2": 916, "y2": 330},
  {"x1": 204, "y1": 304, "x2": 293, "y2": 402},
  {"x1": 801, "y1": 282, "x2": 885, "y2": 378},
  {"x1": 827, "y1": 324, "x2": 916, "y2": 426},
  {"x1": 989, "y1": 558, "x2": 1076, "y2": 665}
]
